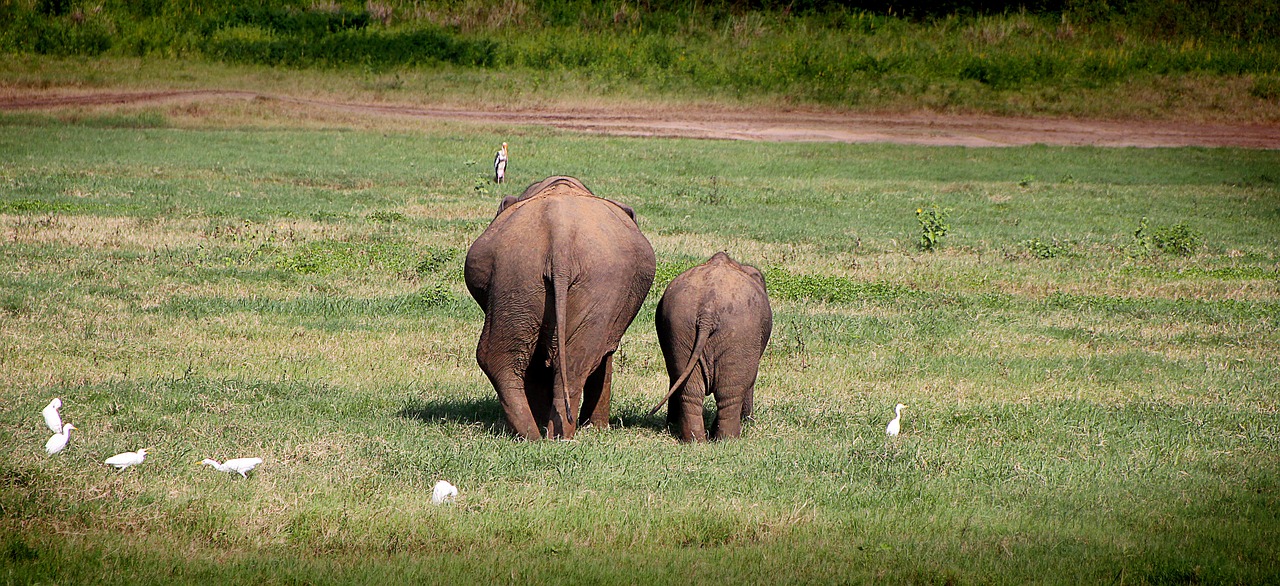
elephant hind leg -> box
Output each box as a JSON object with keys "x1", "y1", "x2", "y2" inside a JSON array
[
  {"x1": 578, "y1": 353, "x2": 614, "y2": 429},
  {"x1": 710, "y1": 385, "x2": 751, "y2": 441},
  {"x1": 491, "y1": 372, "x2": 542, "y2": 441},
  {"x1": 672, "y1": 365, "x2": 709, "y2": 443},
  {"x1": 478, "y1": 331, "x2": 543, "y2": 441}
]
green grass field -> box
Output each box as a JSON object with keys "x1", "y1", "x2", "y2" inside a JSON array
[{"x1": 1, "y1": 112, "x2": 1278, "y2": 584}]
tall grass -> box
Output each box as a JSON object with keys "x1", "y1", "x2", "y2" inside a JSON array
[
  {"x1": 0, "y1": 118, "x2": 1278, "y2": 582},
  {"x1": 1, "y1": 1, "x2": 1277, "y2": 117}
]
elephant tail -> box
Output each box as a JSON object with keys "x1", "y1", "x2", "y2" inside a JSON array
[
  {"x1": 551, "y1": 267, "x2": 575, "y2": 428},
  {"x1": 648, "y1": 317, "x2": 713, "y2": 416}
]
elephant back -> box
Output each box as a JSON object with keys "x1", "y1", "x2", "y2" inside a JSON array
[
  {"x1": 465, "y1": 175, "x2": 656, "y2": 312},
  {"x1": 659, "y1": 252, "x2": 772, "y2": 350},
  {"x1": 494, "y1": 176, "x2": 638, "y2": 224}
]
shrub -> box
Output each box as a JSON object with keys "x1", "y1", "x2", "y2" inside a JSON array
[
  {"x1": 204, "y1": 25, "x2": 495, "y2": 68},
  {"x1": 414, "y1": 248, "x2": 456, "y2": 277},
  {"x1": 411, "y1": 284, "x2": 452, "y2": 308},
  {"x1": 916, "y1": 206, "x2": 951, "y2": 252},
  {"x1": 1250, "y1": 75, "x2": 1280, "y2": 100},
  {"x1": 1133, "y1": 217, "x2": 1204, "y2": 256},
  {"x1": 1151, "y1": 223, "x2": 1204, "y2": 256}
]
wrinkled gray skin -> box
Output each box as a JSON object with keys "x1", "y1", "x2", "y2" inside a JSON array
[
  {"x1": 465, "y1": 176, "x2": 656, "y2": 440},
  {"x1": 651, "y1": 252, "x2": 772, "y2": 442}
]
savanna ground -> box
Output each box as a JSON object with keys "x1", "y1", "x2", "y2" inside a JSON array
[{"x1": 1, "y1": 98, "x2": 1278, "y2": 584}]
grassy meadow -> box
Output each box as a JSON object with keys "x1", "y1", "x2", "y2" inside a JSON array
[{"x1": 1, "y1": 111, "x2": 1279, "y2": 584}]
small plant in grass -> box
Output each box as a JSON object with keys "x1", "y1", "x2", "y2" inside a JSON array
[
  {"x1": 699, "y1": 177, "x2": 728, "y2": 206},
  {"x1": 366, "y1": 210, "x2": 406, "y2": 223},
  {"x1": 1132, "y1": 216, "x2": 1154, "y2": 256},
  {"x1": 415, "y1": 247, "x2": 456, "y2": 277},
  {"x1": 1152, "y1": 223, "x2": 1204, "y2": 256},
  {"x1": 916, "y1": 206, "x2": 950, "y2": 251},
  {"x1": 1020, "y1": 237, "x2": 1074, "y2": 259},
  {"x1": 1133, "y1": 217, "x2": 1204, "y2": 256},
  {"x1": 412, "y1": 284, "x2": 452, "y2": 308}
]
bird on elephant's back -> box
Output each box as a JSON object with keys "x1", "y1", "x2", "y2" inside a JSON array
[{"x1": 464, "y1": 176, "x2": 656, "y2": 440}]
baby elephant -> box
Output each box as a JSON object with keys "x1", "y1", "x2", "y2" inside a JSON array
[{"x1": 650, "y1": 252, "x2": 773, "y2": 442}]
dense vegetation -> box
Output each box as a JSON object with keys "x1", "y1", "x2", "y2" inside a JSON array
[
  {"x1": 1, "y1": 112, "x2": 1277, "y2": 583},
  {"x1": 3, "y1": 0, "x2": 1278, "y2": 114}
]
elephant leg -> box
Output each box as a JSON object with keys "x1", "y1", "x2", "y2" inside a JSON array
[
  {"x1": 712, "y1": 370, "x2": 761, "y2": 440},
  {"x1": 486, "y1": 366, "x2": 541, "y2": 441},
  {"x1": 673, "y1": 365, "x2": 709, "y2": 443},
  {"x1": 579, "y1": 353, "x2": 613, "y2": 429},
  {"x1": 544, "y1": 365, "x2": 582, "y2": 440},
  {"x1": 710, "y1": 389, "x2": 745, "y2": 441},
  {"x1": 477, "y1": 326, "x2": 542, "y2": 441}
]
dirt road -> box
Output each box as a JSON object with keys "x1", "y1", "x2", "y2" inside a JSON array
[{"x1": 2, "y1": 89, "x2": 1278, "y2": 148}]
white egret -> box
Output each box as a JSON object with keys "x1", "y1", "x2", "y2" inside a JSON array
[
  {"x1": 198, "y1": 457, "x2": 263, "y2": 478},
  {"x1": 431, "y1": 480, "x2": 458, "y2": 505},
  {"x1": 493, "y1": 142, "x2": 508, "y2": 184},
  {"x1": 104, "y1": 448, "x2": 149, "y2": 470},
  {"x1": 42, "y1": 398, "x2": 62, "y2": 434},
  {"x1": 45, "y1": 423, "x2": 74, "y2": 455},
  {"x1": 885, "y1": 403, "x2": 907, "y2": 437}
]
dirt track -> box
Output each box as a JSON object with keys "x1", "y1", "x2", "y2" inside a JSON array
[{"x1": 3, "y1": 89, "x2": 1279, "y2": 148}]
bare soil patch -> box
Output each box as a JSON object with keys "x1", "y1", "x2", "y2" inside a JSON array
[{"x1": 2, "y1": 89, "x2": 1278, "y2": 148}]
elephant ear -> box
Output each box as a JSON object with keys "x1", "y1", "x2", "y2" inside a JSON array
[
  {"x1": 743, "y1": 264, "x2": 767, "y2": 290},
  {"x1": 608, "y1": 199, "x2": 638, "y2": 223},
  {"x1": 495, "y1": 195, "x2": 519, "y2": 218}
]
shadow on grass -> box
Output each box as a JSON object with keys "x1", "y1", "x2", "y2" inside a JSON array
[
  {"x1": 608, "y1": 402, "x2": 671, "y2": 434},
  {"x1": 396, "y1": 394, "x2": 672, "y2": 436},
  {"x1": 398, "y1": 395, "x2": 506, "y2": 431}
]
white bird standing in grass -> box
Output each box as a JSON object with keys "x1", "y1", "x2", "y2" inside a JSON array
[
  {"x1": 493, "y1": 142, "x2": 508, "y2": 184},
  {"x1": 885, "y1": 403, "x2": 907, "y2": 437},
  {"x1": 42, "y1": 398, "x2": 63, "y2": 434},
  {"x1": 45, "y1": 423, "x2": 74, "y2": 455},
  {"x1": 431, "y1": 480, "x2": 458, "y2": 505},
  {"x1": 105, "y1": 448, "x2": 149, "y2": 470},
  {"x1": 198, "y1": 457, "x2": 263, "y2": 478}
]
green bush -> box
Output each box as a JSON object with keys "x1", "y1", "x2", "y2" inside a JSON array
[
  {"x1": 204, "y1": 26, "x2": 496, "y2": 68},
  {"x1": 414, "y1": 248, "x2": 457, "y2": 277},
  {"x1": 4, "y1": 12, "x2": 112, "y2": 56},
  {"x1": 411, "y1": 284, "x2": 453, "y2": 308},
  {"x1": 1250, "y1": 75, "x2": 1280, "y2": 100},
  {"x1": 916, "y1": 206, "x2": 951, "y2": 252},
  {"x1": 212, "y1": 4, "x2": 370, "y2": 36},
  {"x1": 960, "y1": 52, "x2": 1059, "y2": 89},
  {"x1": 1151, "y1": 223, "x2": 1204, "y2": 256},
  {"x1": 1133, "y1": 217, "x2": 1204, "y2": 256}
]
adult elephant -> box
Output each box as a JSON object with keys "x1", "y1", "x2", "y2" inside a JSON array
[
  {"x1": 649, "y1": 252, "x2": 772, "y2": 442},
  {"x1": 464, "y1": 176, "x2": 656, "y2": 440}
]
